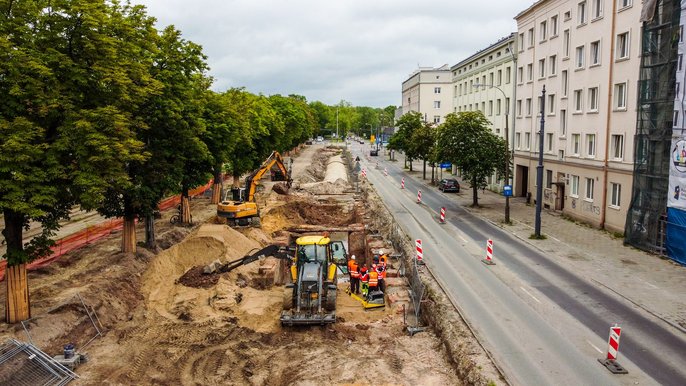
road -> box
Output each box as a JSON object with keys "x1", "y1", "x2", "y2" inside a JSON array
[{"x1": 351, "y1": 141, "x2": 686, "y2": 386}]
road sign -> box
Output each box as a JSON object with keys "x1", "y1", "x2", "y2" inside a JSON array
[
  {"x1": 439, "y1": 162, "x2": 451, "y2": 169},
  {"x1": 503, "y1": 185, "x2": 513, "y2": 197}
]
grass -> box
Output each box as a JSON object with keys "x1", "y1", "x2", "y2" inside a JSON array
[{"x1": 529, "y1": 233, "x2": 547, "y2": 240}]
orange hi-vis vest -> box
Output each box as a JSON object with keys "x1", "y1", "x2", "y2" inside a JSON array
[
  {"x1": 348, "y1": 260, "x2": 360, "y2": 278},
  {"x1": 375, "y1": 264, "x2": 385, "y2": 279},
  {"x1": 368, "y1": 271, "x2": 379, "y2": 287}
]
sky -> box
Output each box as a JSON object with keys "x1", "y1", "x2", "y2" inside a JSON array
[{"x1": 133, "y1": 0, "x2": 535, "y2": 108}]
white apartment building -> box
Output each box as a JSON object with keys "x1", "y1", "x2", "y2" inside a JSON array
[
  {"x1": 451, "y1": 34, "x2": 516, "y2": 191},
  {"x1": 401, "y1": 64, "x2": 453, "y2": 125},
  {"x1": 514, "y1": 0, "x2": 641, "y2": 233}
]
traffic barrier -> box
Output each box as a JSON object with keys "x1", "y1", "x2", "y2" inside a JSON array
[
  {"x1": 439, "y1": 207, "x2": 446, "y2": 223},
  {"x1": 384, "y1": 167, "x2": 388, "y2": 176},
  {"x1": 417, "y1": 190, "x2": 422, "y2": 204},
  {"x1": 361, "y1": 169, "x2": 367, "y2": 178},
  {"x1": 598, "y1": 325, "x2": 628, "y2": 374},
  {"x1": 482, "y1": 239, "x2": 495, "y2": 265},
  {"x1": 401, "y1": 177, "x2": 405, "y2": 189},
  {"x1": 415, "y1": 239, "x2": 423, "y2": 262}
]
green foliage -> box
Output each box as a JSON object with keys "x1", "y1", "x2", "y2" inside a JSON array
[{"x1": 435, "y1": 111, "x2": 507, "y2": 206}]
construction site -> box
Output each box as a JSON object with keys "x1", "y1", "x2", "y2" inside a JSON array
[{"x1": 0, "y1": 143, "x2": 500, "y2": 385}]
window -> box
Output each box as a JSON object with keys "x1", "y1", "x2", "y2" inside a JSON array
[
  {"x1": 526, "y1": 98, "x2": 532, "y2": 116},
  {"x1": 527, "y1": 63, "x2": 533, "y2": 81},
  {"x1": 434, "y1": 87, "x2": 441, "y2": 94},
  {"x1": 489, "y1": 72, "x2": 494, "y2": 85},
  {"x1": 517, "y1": 66, "x2": 524, "y2": 83},
  {"x1": 618, "y1": 0, "x2": 632, "y2": 9},
  {"x1": 611, "y1": 183, "x2": 621, "y2": 207},
  {"x1": 548, "y1": 94, "x2": 555, "y2": 115},
  {"x1": 551, "y1": 15, "x2": 559, "y2": 37},
  {"x1": 434, "y1": 101, "x2": 441, "y2": 108},
  {"x1": 515, "y1": 132, "x2": 521, "y2": 148},
  {"x1": 549, "y1": 55, "x2": 557, "y2": 75},
  {"x1": 497, "y1": 99, "x2": 502, "y2": 115},
  {"x1": 528, "y1": 28, "x2": 534, "y2": 47},
  {"x1": 576, "y1": 45, "x2": 585, "y2": 68},
  {"x1": 578, "y1": 1, "x2": 587, "y2": 25},
  {"x1": 680, "y1": 54, "x2": 683, "y2": 71},
  {"x1": 517, "y1": 99, "x2": 522, "y2": 116},
  {"x1": 592, "y1": 0, "x2": 603, "y2": 19},
  {"x1": 586, "y1": 134, "x2": 596, "y2": 157},
  {"x1": 616, "y1": 32, "x2": 629, "y2": 59},
  {"x1": 563, "y1": 29, "x2": 571, "y2": 58},
  {"x1": 537, "y1": 96, "x2": 543, "y2": 116},
  {"x1": 590, "y1": 40, "x2": 601, "y2": 65},
  {"x1": 611, "y1": 134, "x2": 624, "y2": 159},
  {"x1": 458, "y1": 84, "x2": 462, "y2": 96},
  {"x1": 488, "y1": 101, "x2": 493, "y2": 116},
  {"x1": 539, "y1": 58, "x2": 546, "y2": 78},
  {"x1": 518, "y1": 33, "x2": 525, "y2": 52},
  {"x1": 525, "y1": 132, "x2": 531, "y2": 149},
  {"x1": 562, "y1": 70, "x2": 568, "y2": 97},
  {"x1": 540, "y1": 20, "x2": 548, "y2": 41},
  {"x1": 574, "y1": 89, "x2": 583, "y2": 112},
  {"x1": 572, "y1": 134, "x2": 581, "y2": 154},
  {"x1": 481, "y1": 102, "x2": 485, "y2": 112},
  {"x1": 564, "y1": 10, "x2": 572, "y2": 20},
  {"x1": 585, "y1": 177, "x2": 594, "y2": 200},
  {"x1": 497, "y1": 69, "x2": 502, "y2": 85},
  {"x1": 546, "y1": 133, "x2": 554, "y2": 152},
  {"x1": 588, "y1": 87, "x2": 599, "y2": 111},
  {"x1": 571, "y1": 175, "x2": 580, "y2": 196},
  {"x1": 434, "y1": 115, "x2": 441, "y2": 124},
  {"x1": 674, "y1": 110, "x2": 679, "y2": 127},
  {"x1": 560, "y1": 109, "x2": 567, "y2": 136},
  {"x1": 506, "y1": 66, "x2": 512, "y2": 83},
  {"x1": 614, "y1": 82, "x2": 627, "y2": 109}
]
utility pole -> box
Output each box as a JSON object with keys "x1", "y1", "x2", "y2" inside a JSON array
[
  {"x1": 336, "y1": 106, "x2": 339, "y2": 140},
  {"x1": 534, "y1": 86, "x2": 545, "y2": 238}
]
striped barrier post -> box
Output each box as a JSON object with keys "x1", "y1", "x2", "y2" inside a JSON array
[
  {"x1": 361, "y1": 169, "x2": 367, "y2": 178},
  {"x1": 417, "y1": 189, "x2": 422, "y2": 204},
  {"x1": 401, "y1": 177, "x2": 405, "y2": 189},
  {"x1": 439, "y1": 207, "x2": 446, "y2": 223},
  {"x1": 415, "y1": 239, "x2": 423, "y2": 263},
  {"x1": 598, "y1": 325, "x2": 628, "y2": 374},
  {"x1": 384, "y1": 167, "x2": 388, "y2": 176},
  {"x1": 482, "y1": 239, "x2": 495, "y2": 265}
]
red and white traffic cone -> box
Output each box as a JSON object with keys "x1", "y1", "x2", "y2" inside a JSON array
[
  {"x1": 384, "y1": 167, "x2": 388, "y2": 176},
  {"x1": 401, "y1": 177, "x2": 405, "y2": 189},
  {"x1": 415, "y1": 239, "x2": 423, "y2": 264},
  {"x1": 439, "y1": 207, "x2": 446, "y2": 223},
  {"x1": 416, "y1": 189, "x2": 422, "y2": 204},
  {"x1": 361, "y1": 169, "x2": 367, "y2": 178},
  {"x1": 598, "y1": 325, "x2": 628, "y2": 374},
  {"x1": 482, "y1": 239, "x2": 495, "y2": 265}
]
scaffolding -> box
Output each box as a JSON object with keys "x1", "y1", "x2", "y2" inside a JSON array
[{"x1": 626, "y1": 0, "x2": 682, "y2": 253}]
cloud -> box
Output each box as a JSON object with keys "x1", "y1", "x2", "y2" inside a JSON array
[{"x1": 134, "y1": 0, "x2": 533, "y2": 107}]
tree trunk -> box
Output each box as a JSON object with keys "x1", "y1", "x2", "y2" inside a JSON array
[
  {"x1": 5, "y1": 264, "x2": 30, "y2": 323},
  {"x1": 472, "y1": 176, "x2": 479, "y2": 207},
  {"x1": 422, "y1": 160, "x2": 426, "y2": 180},
  {"x1": 181, "y1": 193, "x2": 191, "y2": 224},
  {"x1": 3, "y1": 209, "x2": 31, "y2": 323},
  {"x1": 409, "y1": 158, "x2": 413, "y2": 172},
  {"x1": 404, "y1": 155, "x2": 407, "y2": 169},
  {"x1": 122, "y1": 215, "x2": 137, "y2": 253},
  {"x1": 233, "y1": 174, "x2": 240, "y2": 188},
  {"x1": 211, "y1": 167, "x2": 223, "y2": 204},
  {"x1": 144, "y1": 214, "x2": 155, "y2": 249},
  {"x1": 431, "y1": 164, "x2": 435, "y2": 184}
]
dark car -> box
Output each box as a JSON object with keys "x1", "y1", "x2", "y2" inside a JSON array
[{"x1": 438, "y1": 178, "x2": 460, "y2": 193}]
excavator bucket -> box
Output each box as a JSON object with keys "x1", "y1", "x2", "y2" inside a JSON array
[{"x1": 345, "y1": 288, "x2": 385, "y2": 310}]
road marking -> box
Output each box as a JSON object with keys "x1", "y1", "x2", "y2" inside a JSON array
[
  {"x1": 520, "y1": 286, "x2": 541, "y2": 303},
  {"x1": 459, "y1": 235, "x2": 469, "y2": 244},
  {"x1": 586, "y1": 340, "x2": 604, "y2": 354}
]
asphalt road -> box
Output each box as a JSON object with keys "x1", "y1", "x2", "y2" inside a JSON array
[{"x1": 351, "y1": 142, "x2": 686, "y2": 386}]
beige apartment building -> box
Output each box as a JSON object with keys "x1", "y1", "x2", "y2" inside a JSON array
[
  {"x1": 513, "y1": 0, "x2": 641, "y2": 233},
  {"x1": 401, "y1": 64, "x2": 453, "y2": 125},
  {"x1": 451, "y1": 34, "x2": 516, "y2": 191}
]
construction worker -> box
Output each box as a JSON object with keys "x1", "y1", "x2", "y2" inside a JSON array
[
  {"x1": 368, "y1": 268, "x2": 379, "y2": 294},
  {"x1": 348, "y1": 255, "x2": 360, "y2": 294},
  {"x1": 360, "y1": 265, "x2": 369, "y2": 298},
  {"x1": 375, "y1": 261, "x2": 386, "y2": 293}
]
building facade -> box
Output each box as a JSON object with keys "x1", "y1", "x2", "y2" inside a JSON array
[
  {"x1": 401, "y1": 64, "x2": 453, "y2": 125},
  {"x1": 514, "y1": 0, "x2": 641, "y2": 233},
  {"x1": 451, "y1": 34, "x2": 516, "y2": 191}
]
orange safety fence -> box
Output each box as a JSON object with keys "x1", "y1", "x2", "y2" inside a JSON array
[{"x1": 0, "y1": 180, "x2": 214, "y2": 281}]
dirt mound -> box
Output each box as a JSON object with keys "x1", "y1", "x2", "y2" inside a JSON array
[
  {"x1": 263, "y1": 199, "x2": 355, "y2": 227},
  {"x1": 177, "y1": 266, "x2": 219, "y2": 288}
]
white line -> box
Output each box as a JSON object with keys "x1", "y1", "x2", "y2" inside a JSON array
[
  {"x1": 586, "y1": 340, "x2": 604, "y2": 354},
  {"x1": 459, "y1": 235, "x2": 469, "y2": 243},
  {"x1": 520, "y1": 286, "x2": 541, "y2": 304}
]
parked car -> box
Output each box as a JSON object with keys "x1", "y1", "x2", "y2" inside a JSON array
[{"x1": 438, "y1": 178, "x2": 460, "y2": 193}]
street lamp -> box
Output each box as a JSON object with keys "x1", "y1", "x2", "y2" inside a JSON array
[{"x1": 473, "y1": 82, "x2": 512, "y2": 224}]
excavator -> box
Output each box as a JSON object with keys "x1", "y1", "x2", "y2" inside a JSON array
[
  {"x1": 280, "y1": 234, "x2": 347, "y2": 326},
  {"x1": 217, "y1": 151, "x2": 292, "y2": 226}
]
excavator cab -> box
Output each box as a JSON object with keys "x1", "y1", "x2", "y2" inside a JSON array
[{"x1": 281, "y1": 235, "x2": 346, "y2": 326}]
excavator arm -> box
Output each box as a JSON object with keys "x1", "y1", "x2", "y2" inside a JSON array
[
  {"x1": 245, "y1": 151, "x2": 292, "y2": 202},
  {"x1": 216, "y1": 244, "x2": 293, "y2": 274}
]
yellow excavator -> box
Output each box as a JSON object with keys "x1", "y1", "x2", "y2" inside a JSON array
[{"x1": 217, "y1": 151, "x2": 292, "y2": 226}]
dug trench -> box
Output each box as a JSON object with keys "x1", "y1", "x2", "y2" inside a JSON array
[{"x1": 0, "y1": 144, "x2": 499, "y2": 385}]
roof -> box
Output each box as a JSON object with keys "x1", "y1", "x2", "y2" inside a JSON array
[
  {"x1": 514, "y1": 0, "x2": 548, "y2": 20},
  {"x1": 296, "y1": 235, "x2": 330, "y2": 245}
]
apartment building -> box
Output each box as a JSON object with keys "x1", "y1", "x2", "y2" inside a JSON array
[
  {"x1": 401, "y1": 64, "x2": 453, "y2": 125},
  {"x1": 451, "y1": 34, "x2": 516, "y2": 190},
  {"x1": 513, "y1": 0, "x2": 641, "y2": 233}
]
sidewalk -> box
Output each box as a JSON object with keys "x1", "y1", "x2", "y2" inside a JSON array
[{"x1": 397, "y1": 155, "x2": 686, "y2": 333}]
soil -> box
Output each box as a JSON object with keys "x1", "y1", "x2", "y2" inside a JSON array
[{"x1": 0, "y1": 144, "x2": 466, "y2": 386}]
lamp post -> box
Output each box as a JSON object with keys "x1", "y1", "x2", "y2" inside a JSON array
[
  {"x1": 534, "y1": 86, "x2": 546, "y2": 238},
  {"x1": 473, "y1": 82, "x2": 511, "y2": 224},
  {"x1": 336, "y1": 106, "x2": 339, "y2": 140}
]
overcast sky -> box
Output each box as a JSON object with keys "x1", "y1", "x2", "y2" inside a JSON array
[{"x1": 133, "y1": 0, "x2": 534, "y2": 108}]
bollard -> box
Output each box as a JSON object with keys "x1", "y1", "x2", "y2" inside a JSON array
[{"x1": 482, "y1": 239, "x2": 495, "y2": 265}]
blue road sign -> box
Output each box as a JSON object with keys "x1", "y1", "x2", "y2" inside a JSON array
[
  {"x1": 439, "y1": 162, "x2": 451, "y2": 168},
  {"x1": 503, "y1": 185, "x2": 513, "y2": 197}
]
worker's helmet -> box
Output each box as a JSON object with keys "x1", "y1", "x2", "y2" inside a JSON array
[
  {"x1": 351, "y1": 255, "x2": 356, "y2": 260},
  {"x1": 360, "y1": 266, "x2": 367, "y2": 273}
]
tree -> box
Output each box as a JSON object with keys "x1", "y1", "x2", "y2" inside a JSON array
[
  {"x1": 408, "y1": 121, "x2": 436, "y2": 180},
  {"x1": 389, "y1": 112, "x2": 423, "y2": 171},
  {"x1": 435, "y1": 112, "x2": 507, "y2": 207}
]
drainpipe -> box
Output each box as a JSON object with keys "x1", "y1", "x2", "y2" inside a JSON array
[{"x1": 600, "y1": 0, "x2": 618, "y2": 229}]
